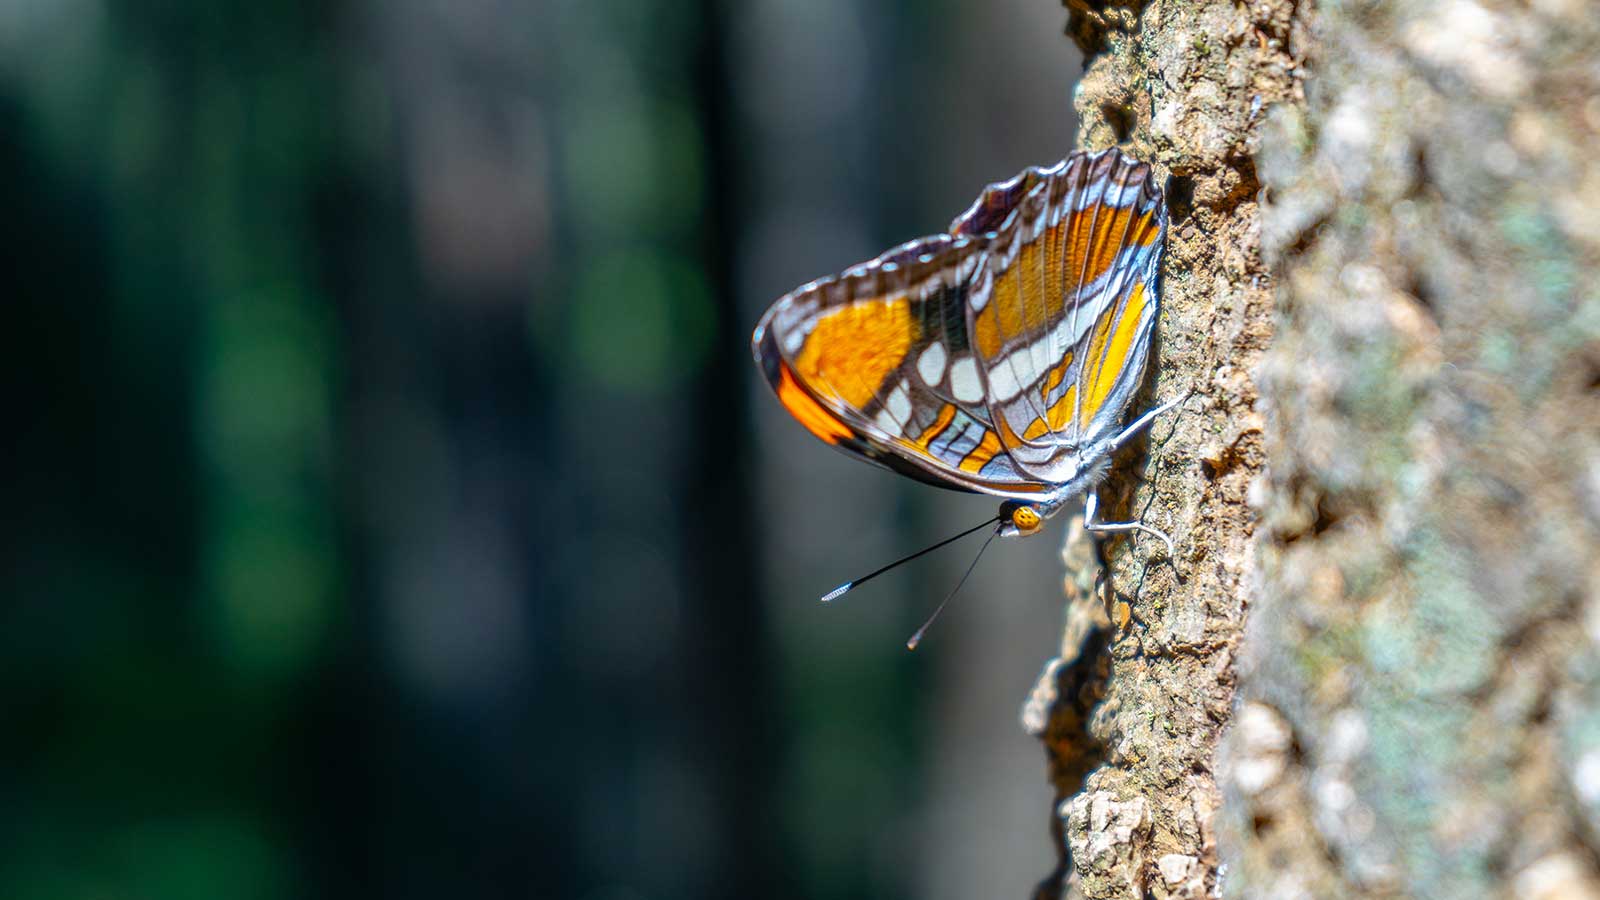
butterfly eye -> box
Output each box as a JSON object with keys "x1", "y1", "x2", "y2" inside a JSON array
[{"x1": 1011, "y1": 506, "x2": 1043, "y2": 535}]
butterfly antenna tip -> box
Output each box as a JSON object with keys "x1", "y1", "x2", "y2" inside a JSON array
[{"x1": 817, "y1": 514, "x2": 1000, "y2": 606}]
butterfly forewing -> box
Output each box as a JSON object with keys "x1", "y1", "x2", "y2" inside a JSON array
[{"x1": 752, "y1": 234, "x2": 1050, "y2": 497}]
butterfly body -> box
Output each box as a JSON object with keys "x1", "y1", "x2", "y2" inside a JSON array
[{"x1": 753, "y1": 149, "x2": 1173, "y2": 543}]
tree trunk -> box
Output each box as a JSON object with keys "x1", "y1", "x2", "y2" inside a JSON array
[
  {"x1": 1026, "y1": 2, "x2": 1303, "y2": 896},
  {"x1": 1028, "y1": 1, "x2": 1600, "y2": 898}
]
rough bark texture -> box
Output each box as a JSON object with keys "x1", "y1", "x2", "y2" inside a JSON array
[
  {"x1": 1026, "y1": 2, "x2": 1309, "y2": 897},
  {"x1": 1220, "y1": 1, "x2": 1600, "y2": 898},
  {"x1": 1028, "y1": 1, "x2": 1600, "y2": 898}
]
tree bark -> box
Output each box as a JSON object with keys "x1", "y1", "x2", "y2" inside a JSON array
[
  {"x1": 1027, "y1": 2, "x2": 1305, "y2": 896},
  {"x1": 1028, "y1": 1, "x2": 1600, "y2": 898}
]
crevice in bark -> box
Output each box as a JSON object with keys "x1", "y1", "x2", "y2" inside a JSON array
[
  {"x1": 1101, "y1": 102, "x2": 1137, "y2": 144},
  {"x1": 1164, "y1": 175, "x2": 1195, "y2": 225},
  {"x1": 1064, "y1": 0, "x2": 1151, "y2": 56}
]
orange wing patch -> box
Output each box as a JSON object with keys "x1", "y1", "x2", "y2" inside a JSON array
[
  {"x1": 1078, "y1": 281, "x2": 1148, "y2": 428},
  {"x1": 958, "y1": 430, "x2": 1003, "y2": 473},
  {"x1": 972, "y1": 206, "x2": 1155, "y2": 363},
  {"x1": 1067, "y1": 205, "x2": 1157, "y2": 289},
  {"x1": 1040, "y1": 351, "x2": 1075, "y2": 401},
  {"x1": 974, "y1": 242, "x2": 1053, "y2": 360},
  {"x1": 793, "y1": 297, "x2": 918, "y2": 408},
  {"x1": 1022, "y1": 383, "x2": 1079, "y2": 441},
  {"x1": 776, "y1": 362, "x2": 853, "y2": 444},
  {"x1": 910, "y1": 403, "x2": 958, "y2": 449}
]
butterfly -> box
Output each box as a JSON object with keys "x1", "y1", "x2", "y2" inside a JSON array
[{"x1": 751, "y1": 149, "x2": 1180, "y2": 617}]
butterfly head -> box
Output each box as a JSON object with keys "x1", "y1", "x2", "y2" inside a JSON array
[{"x1": 999, "y1": 501, "x2": 1045, "y2": 539}]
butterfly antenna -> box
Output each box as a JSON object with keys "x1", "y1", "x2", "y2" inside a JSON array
[
  {"x1": 820, "y1": 514, "x2": 1001, "y2": 604},
  {"x1": 906, "y1": 522, "x2": 1002, "y2": 650}
]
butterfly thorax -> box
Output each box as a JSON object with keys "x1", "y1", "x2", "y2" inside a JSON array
[{"x1": 998, "y1": 448, "x2": 1117, "y2": 537}]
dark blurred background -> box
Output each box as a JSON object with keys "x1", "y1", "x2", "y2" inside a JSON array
[{"x1": 2, "y1": 2, "x2": 1083, "y2": 898}]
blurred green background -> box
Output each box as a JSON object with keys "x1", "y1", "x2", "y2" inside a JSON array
[{"x1": 2, "y1": 1, "x2": 1083, "y2": 898}]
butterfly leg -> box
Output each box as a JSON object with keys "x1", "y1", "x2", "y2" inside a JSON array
[
  {"x1": 1106, "y1": 393, "x2": 1185, "y2": 454},
  {"x1": 1083, "y1": 491, "x2": 1176, "y2": 558},
  {"x1": 1080, "y1": 393, "x2": 1186, "y2": 555}
]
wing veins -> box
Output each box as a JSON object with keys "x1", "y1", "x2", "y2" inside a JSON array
[
  {"x1": 1067, "y1": 157, "x2": 1113, "y2": 445},
  {"x1": 994, "y1": 224, "x2": 1049, "y2": 443},
  {"x1": 1086, "y1": 184, "x2": 1147, "y2": 422}
]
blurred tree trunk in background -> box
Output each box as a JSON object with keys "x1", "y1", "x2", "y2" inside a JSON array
[
  {"x1": 1030, "y1": 1, "x2": 1600, "y2": 898},
  {"x1": 1229, "y1": 1, "x2": 1600, "y2": 898}
]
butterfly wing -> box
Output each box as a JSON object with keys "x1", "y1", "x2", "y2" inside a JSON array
[
  {"x1": 752, "y1": 233, "x2": 1051, "y2": 499},
  {"x1": 955, "y1": 150, "x2": 1166, "y2": 484}
]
